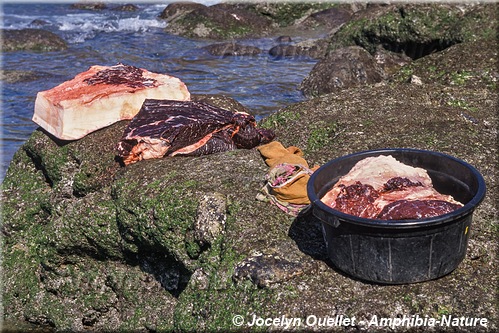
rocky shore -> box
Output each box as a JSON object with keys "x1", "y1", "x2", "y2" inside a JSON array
[{"x1": 1, "y1": 2, "x2": 497, "y2": 332}]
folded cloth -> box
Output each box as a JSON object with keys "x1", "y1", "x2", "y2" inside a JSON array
[
  {"x1": 256, "y1": 163, "x2": 314, "y2": 216},
  {"x1": 257, "y1": 141, "x2": 310, "y2": 168},
  {"x1": 256, "y1": 141, "x2": 320, "y2": 215},
  {"x1": 267, "y1": 163, "x2": 313, "y2": 205},
  {"x1": 256, "y1": 186, "x2": 307, "y2": 216}
]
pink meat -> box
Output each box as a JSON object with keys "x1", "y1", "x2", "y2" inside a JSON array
[
  {"x1": 321, "y1": 155, "x2": 463, "y2": 220},
  {"x1": 32, "y1": 63, "x2": 190, "y2": 140}
]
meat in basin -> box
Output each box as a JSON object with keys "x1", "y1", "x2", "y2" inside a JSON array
[{"x1": 321, "y1": 155, "x2": 463, "y2": 220}]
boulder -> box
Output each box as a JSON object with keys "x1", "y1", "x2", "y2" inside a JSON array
[
  {"x1": 29, "y1": 19, "x2": 50, "y2": 27},
  {"x1": 390, "y1": 39, "x2": 499, "y2": 89},
  {"x1": 300, "y1": 5, "x2": 353, "y2": 30},
  {"x1": 112, "y1": 4, "x2": 139, "y2": 12},
  {"x1": 191, "y1": 94, "x2": 251, "y2": 114},
  {"x1": 300, "y1": 46, "x2": 385, "y2": 97},
  {"x1": 162, "y1": 2, "x2": 341, "y2": 40},
  {"x1": 164, "y1": 4, "x2": 274, "y2": 40},
  {"x1": 275, "y1": 35, "x2": 292, "y2": 43},
  {"x1": 159, "y1": 1, "x2": 206, "y2": 21},
  {"x1": 373, "y1": 46, "x2": 412, "y2": 77},
  {"x1": 239, "y1": 2, "x2": 339, "y2": 27},
  {"x1": 328, "y1": 3, "x2": 497, "y2": 59},
  {"x1": 1, "y1": 28, "x2": 67, "y2": 52},
  {"x1": 203, "y1": 43, "x2": 262, "y2": 57},
  {"x1": 2, "y1": 38, "x2": 497, "y2": 333},
  {"x1": 269, "y1": 39, "x2": 329, "y2": 59},
  {"x1": 0, "y1": 70, "x2": 46, "y2": 83},
  {"x1": 69, "y1": 2, "x2": 107, "y2": 10}
]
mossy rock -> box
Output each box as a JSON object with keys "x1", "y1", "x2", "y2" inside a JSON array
[
  {"x1": 20, "y1": 121, "x2": 124, "y2": 197},
  {"x1": 163, "y1": 2, "x2": 340, "y2": 39},
  {"x1": 1, "y1": 37, "x2": 497, "y2": 332},
  {"x1": 1, "y1": 28, "x2": 67, "y2": 52},
  {"x1": 242, "y1": 2, "x2": 340, "y2": 27},
  {"x1": 165, "y1": 5, "x2": 273, "y2": 40},
  {"x1": 69, "y1": 2, "x2": 107, "y2": 11},
  {"x1": 391, "y1": 39, "x2": 499, "y2": 90},
  {"x1": 112, "y1": 162, "x2": 200, "y2": 271},
  {"x1": 48, "y1": 188, "x2": 124, "y2": 260},
  {"x1": 328, "y1": 4, "x2": 497, "y2": 59}
]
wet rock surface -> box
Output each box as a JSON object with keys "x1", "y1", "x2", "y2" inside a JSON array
[
  {"x1": 2, "y1": 3, "x2": 498, "y2": 332},
  {"x1": 300, "y1": 46, "x2": 385, "y2": 97},
  {"x1": 269, "y1": 39, "x2": 329, "y2": 59},
  {"x1": 193, "y1": 192, "x2": 227, "y2": 248},
  {"x1": 69, "y1": 2, "x2": 107, "y2": 11},
  {"x1": 159, "y1": 1, "x2": 207, "y2": 21},
  {"x1": 0, "y1": 70, "x2": 48, "y2": 83},
  {"x1": 327, "y1": 3, "x2": 496, "y2": 59},
  {"x1": 373, "y1": 46, "x2": 413, "y2": 77},
  {"x1": 203, "y1": 42, "x2": 262, "y2": 57},
  {"x1": 164, "y1": 4, "x2": 275, "y2": 40},
  {"x1": 1, "y1": 28, "x2": 67, "y2": 52},
  {"x1": 299, "y1": 5, "x2": 354, "y2": 34},
  {"x1": 163, "y1": 2, "x2": 340, "y2": 40},
  {"x1": 233, "y1": 248, "x2": 318, "y2": 288}
]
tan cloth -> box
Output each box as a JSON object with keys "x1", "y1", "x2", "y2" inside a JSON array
[
  {"x1": 257, "y1": 142, "x2": 319, "y2": 206},
  {"x1": 257, "y1": 141, "x2": 310, "y2": 168}
]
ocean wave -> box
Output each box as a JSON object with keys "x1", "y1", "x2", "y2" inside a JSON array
[
  {"x1": 2, "y1": 8, "x2": 167, "y2": 42},
  {"x1": 56, "y1": 15, "x2": 166, "y2": 33}
]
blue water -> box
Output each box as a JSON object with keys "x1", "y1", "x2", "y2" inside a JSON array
[{"x1": 1, "y1": 2, "x2": 318, "y2": 181}]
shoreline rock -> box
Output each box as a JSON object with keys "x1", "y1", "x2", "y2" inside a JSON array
[
  {"x1": 300, "y1": 45, "x2": 385, "y2": 97},
  {"x1": 1, "y1": 28, "x2": 67, "y2": 52},
  {"x1": 269, "y1": 38, "x2": 329, "y2": 59},
  {"x1": 203, "y1": 42, "x2": 262, "y2": 57},
  {"x1": 326, "y1": 3, "x2": 497, "y2": 59},
  {"x1": 1, "y1": 2, "x2": 497, "y2": 331},
  {"x1": 161, "y1": 2, "x2": 340, "y2": 40},
  {"x1": 164, "y1": 4, "x2": 274, "y2": 40},
  {"x1": 2, "y1": 37, "x2": 497, "y2": 331}
]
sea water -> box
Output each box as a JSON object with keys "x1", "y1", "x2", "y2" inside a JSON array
[{"x1": 0, "y1": 2, "x2": 318, "y2": 181}]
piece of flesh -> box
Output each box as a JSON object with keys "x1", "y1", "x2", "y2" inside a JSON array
[
  {"x1": 32, "y1": 63, "x2": 190, "y2": 140},
  {"x1": 117, "y1": 99, "x2": 275, "y2": 165},
  {"x1": 321, "y1": 155, "x2": 463, "y2": 220}
]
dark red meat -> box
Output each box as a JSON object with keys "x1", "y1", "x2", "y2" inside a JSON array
[
  {"x1": 382, "y1": 177, "x2": 423, "y2": 192},
  {"x1": 117, "y1": 99, "x2": 275, "y2": 165},
  {"x1": 334, "y1": 182, "x2": 379, "y2": 218},
  {"x1": 321, "y1": 155, "x2": 463, "y2": 220},
  {"x1": 377, "y1": 199, "x2": 463, "y2": 220}
]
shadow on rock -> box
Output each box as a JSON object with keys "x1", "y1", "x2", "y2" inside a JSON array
[
  {"x1": 135, "y1": 251, "x2": 191, "y2": 298},
  {"x1": 288, "y1": 207, "x2": 329, "y2": 262},
  {"x1": 288, "y1": 208, "x2": 377, "y2": 284}
]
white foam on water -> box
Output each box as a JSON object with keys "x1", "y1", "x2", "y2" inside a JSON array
[
  {"x1": 55, "y1": 14, "x2": 166, "y2": 33},
  {"x1": 2, "y1": 5, "x2": 168, "y2": 43},
  {"x1": 116, "y1": 16, "x2": 167, "y2": 32}
]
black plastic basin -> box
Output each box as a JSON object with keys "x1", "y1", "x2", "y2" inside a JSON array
[{"x1": 307, "y1": 148, "x2": 486, "y2": 284}]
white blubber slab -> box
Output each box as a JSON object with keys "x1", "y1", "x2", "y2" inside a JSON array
[{"x1": 33, "y1": 64, "x2": 191, "y2": 140}]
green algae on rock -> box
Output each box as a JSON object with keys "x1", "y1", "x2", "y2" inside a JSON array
[
  {"x1": 163, "y1": 2, "x2": 340, "y2": 40},
  {"x1": 1, "y1": 28, "x2": 67, "y2": 52},
  {"x1": 327, "y1": 3, "x2": 497, "y2": 59},
  {"x1": 1, "y1": 21, "x2": 497, "y2": 333}
]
